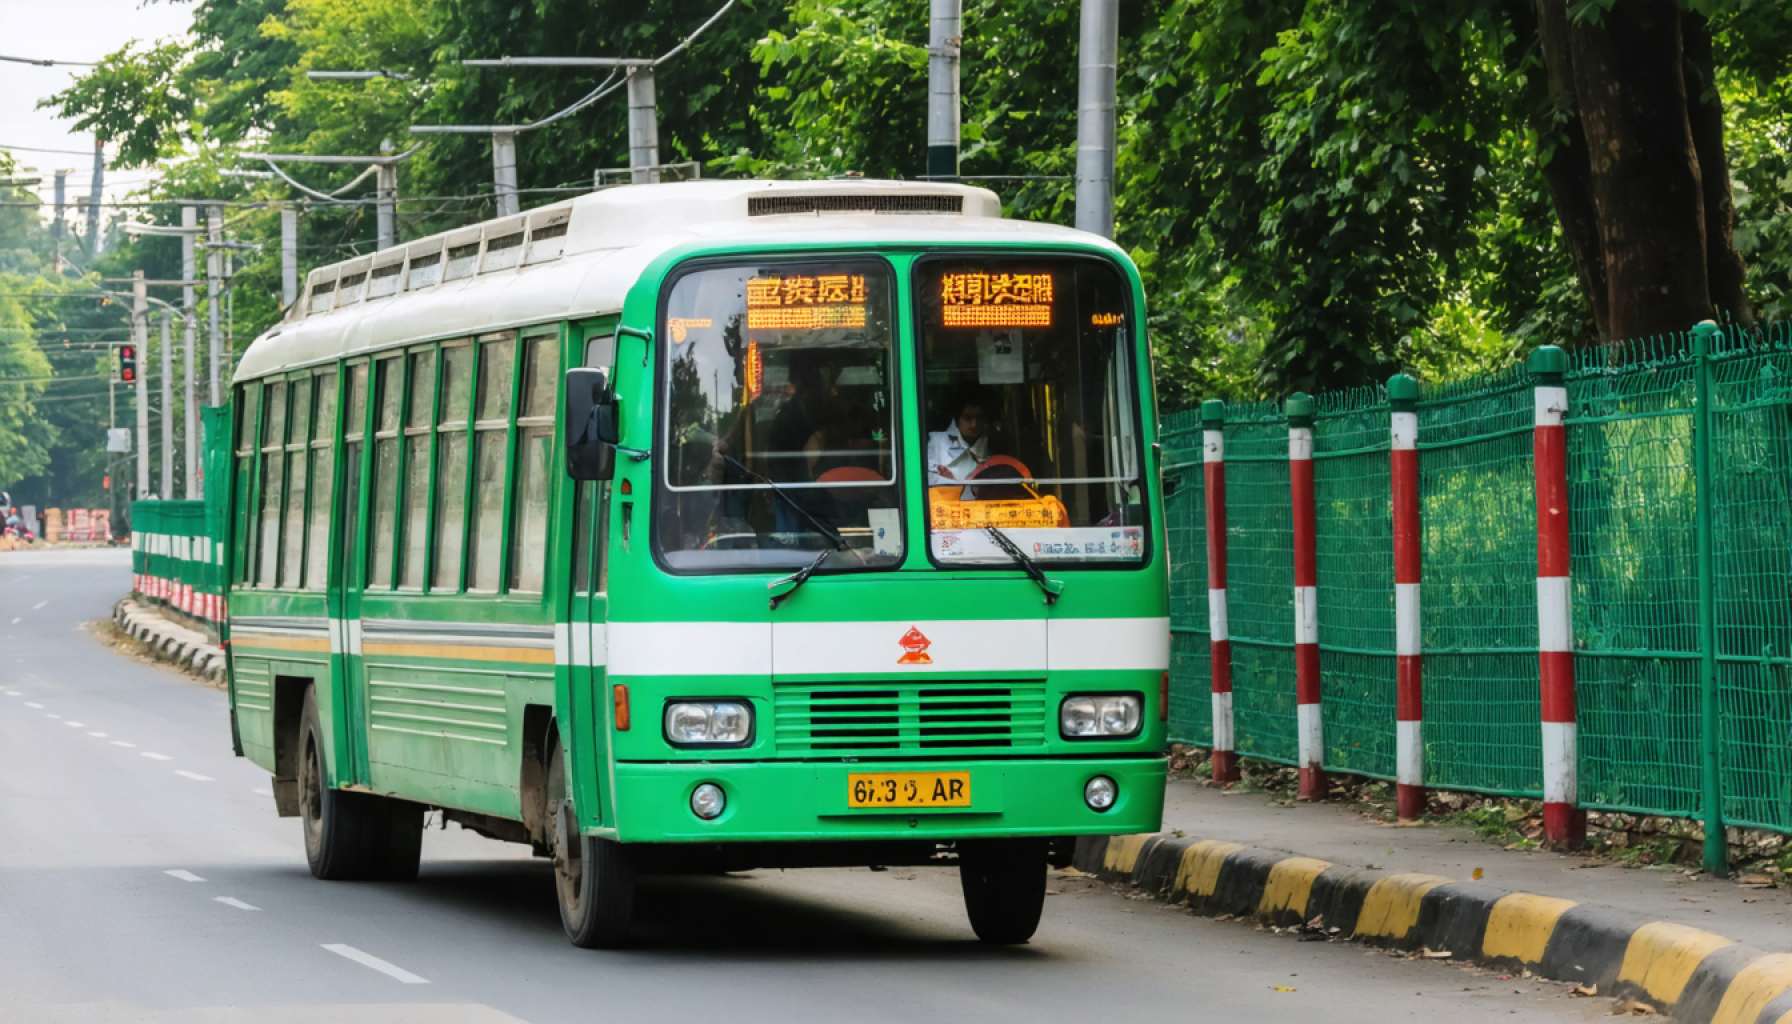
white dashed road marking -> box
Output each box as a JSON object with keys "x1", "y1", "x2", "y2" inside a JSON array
[
  {"x1": 111, "y1": 740, "x2": 136, "y2": 748},
  {"x1": 164, "y1": 869, "x2": 205, "y2": 883},
  {"x1": 253, "y1": 787, "x2": 273, "y2": 797},
  {"x1": 9, "y1": 617, "x2": 19, "y2": 625},
  {"x1": 87, "y1": 731, "x2": 107, "y2": 738},
  {"x1": 31, "y1": 601, "x2": 47, "y2": 610},
  {"x1": 214, "y1": 897, "x2": 261, "y2": 912},
  {"x1": 174, "y1": 770, "x2": 214, "y2": 782},
  {"x1": 45, "y1": 713, "x2": 60, "y2": 720},
  {"x1": 321, "y1": 944, "x2": 429, "y2": 985},
  {"x1": 63, "y1": 721, "x2": 84, "y2": 728},
  {"x1": 24, "y1": 702, "x2": 42, "y2": 709},
  {"x1": 140, "y1": 752, "x2": 172, "y2": 761}
]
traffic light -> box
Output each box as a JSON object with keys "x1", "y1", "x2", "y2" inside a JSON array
[{"x1": 117, "y1": 344, "x2": 137, "y2": 384}]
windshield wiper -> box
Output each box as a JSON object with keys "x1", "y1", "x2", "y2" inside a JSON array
[
  {"x1": 768, "y1": 547, "x2": 833, "y2": 610},
  {"x1": 716, "y1": 451, "x2": 850, "y2": 553},
  {"x1": 984, "y1": 526, "x2": 1064, "y2": 605}
]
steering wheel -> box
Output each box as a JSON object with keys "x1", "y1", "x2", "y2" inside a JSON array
[{"x1": 965, "y1": 456, "x2": 1036, "y2": 501}]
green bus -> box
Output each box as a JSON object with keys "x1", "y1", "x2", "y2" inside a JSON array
[{"x1": 223, "y1": 180, "x2": 1169, "y2": 948}]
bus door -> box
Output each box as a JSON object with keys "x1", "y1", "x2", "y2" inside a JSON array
[
  {"x1": 563, "y1": 325, "x2": 616, "y2": 824},
  {"x1": 332, "y1": 359, "x2": 374, "y2": 783}
]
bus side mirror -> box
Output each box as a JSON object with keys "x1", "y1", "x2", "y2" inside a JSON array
[{"x1": 565, "y1": 367, "x2": 618, "y2": 481}]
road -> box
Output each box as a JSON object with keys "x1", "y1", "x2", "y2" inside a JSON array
[{"x1": 0, "y1": 548, "x2": 1601, "y2": 1023}]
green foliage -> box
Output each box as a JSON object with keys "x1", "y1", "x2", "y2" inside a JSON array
[{"x1": 40, "y1": 40, "x2": 195, "y2": 168}]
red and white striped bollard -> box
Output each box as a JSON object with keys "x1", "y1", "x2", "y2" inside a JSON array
[
  {"x1": 1389, "y1": 373, "x2": 1425, "y2": 820},
  {"x1": 1202, "y1": 400, "x2": 1239, "y2": 783},
  {"x1": 1288, "y1": 393, "x2": 1325, "y2": 800},
  {"x1": 1530, "y1": 346, "x2": 1584, "y2": 847}
]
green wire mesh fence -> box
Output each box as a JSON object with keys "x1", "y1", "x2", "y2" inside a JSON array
[{"x1": 1164, "y1": 320, "x2": 1792, "y2": 846}]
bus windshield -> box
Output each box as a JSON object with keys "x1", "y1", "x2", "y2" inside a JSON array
[
  {"x1": 915, "y1": 256, "x2": 1146, "y2": 565},
  {"x1": 656, "y1": 258, "x2": 903, "y2": 572}
]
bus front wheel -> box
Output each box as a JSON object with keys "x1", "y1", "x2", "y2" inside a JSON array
[
  {"x1": 959, "y1": 839, "x2": 1048, "y2": 944},
  {"x1": 298, "y1": 687, "x2": 422, "y2": 881},
  {"x1": 547, "y1": 741, "x2": 636, "y2": 948}
]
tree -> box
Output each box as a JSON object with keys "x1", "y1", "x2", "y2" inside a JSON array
[
  {"x1": 40, "y1": 40, "x2": 194, "y2": 169},
  {"x1": 1518, "y1": 0, "x2": 1755, "y2": 339}
]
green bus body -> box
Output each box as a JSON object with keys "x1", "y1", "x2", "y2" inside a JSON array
[{"x1": 224, "y1": 182, "x2": 1168, "y2": 872}]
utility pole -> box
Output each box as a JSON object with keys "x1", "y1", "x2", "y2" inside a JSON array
[
  {"x1": 281, "y1": 204, "x2": 300, "y2": 308},
  {"x1": 927, "y1": 0, "x2": 962, "y2": 179},
  {"x1": 491, "y1": 131, "x2": 520, "y2": 216},
  {"x1": 1074, "y1": 0, "x2": 1118, "y2": 238},
  {"x1": 85, "y1": 139, "x2": 104, "y2": 255},
  {"x1": 159, "y1": 312, "x2": 172, "y2": 497},
  {"x1": 375, "y1": 139, "x2": 398, "y2": 248},
  {"x1": 206, "y1": 204, "x2": 223, "y2": 407},
  {"x1": 132, "y1": 271, "x2": 150, "y2": 499},
  {"x1": 51, "y1": 169, "x2": 67, "y2": 272},
  {"x1": 625, "y1": 66, "x2": 659, "y2": 184},
  {"x1": 182, "y1": 205, "x2": 199, "y2": 498}
]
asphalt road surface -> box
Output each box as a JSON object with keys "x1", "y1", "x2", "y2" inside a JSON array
[{"x1": 0, "y1": 548, "x2": 1602, "y2": 1023}]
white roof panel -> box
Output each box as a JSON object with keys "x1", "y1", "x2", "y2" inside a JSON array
[{"x1": 234, "y1": 179, "x2": 1124, "y2": 381}]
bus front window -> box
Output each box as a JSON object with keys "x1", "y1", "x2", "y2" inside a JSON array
[
  {"x1": 915, "y1": 256, "x2": 1147, "y2": 566},
  {"x1": 656, "y1": 259, "x2": 903, "y2": 572}
]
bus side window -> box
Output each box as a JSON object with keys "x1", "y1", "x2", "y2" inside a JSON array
[
  {"x1": 367, "y1": 356, "x2": 402, "y2": 589},
  {"x1": 399, "y1": 346, "x2": 437, "y2": 589},
  {"x1": 280, "y1": 375, "x2": 312, "y2": 589},
  {"x1": 257, "y1": 380, "x2": 287, "y2": 588},
  {"x1": 233, "y1": 381, "x2": 260, "y2": 585},
  {"x1": 507, "y1": 333, "x2": 558, "y2": 593},
  {"x1": 305, "y1": 370, "x2": 337, "y2": 590},
  {"x1": 340, "y1": 363, "x2": 368, "y2": 588},
  {"x1": 432, "y1": 342, "x2": 473, "y2": 592},
  {"x1": 467, "y1": 333, "x2": 515, "y2": 592}
]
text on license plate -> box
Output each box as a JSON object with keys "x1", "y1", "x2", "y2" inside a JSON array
[{"x1": 847, "y1": 771, "x2": 971, "y2": 808}]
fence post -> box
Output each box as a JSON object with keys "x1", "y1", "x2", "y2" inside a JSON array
[
  {"x1": 1690, "y1": 320, "x2": 1729, "y2": 875},
  {"x1": 1287, "y1": 392, "x2": 1325, "y2": 800},
  {"x1": 1389, "y1": 373, "x2": 1425, "y2": 820},
  {"x1": 1202, "y1": 399, "x2": 1239, "y2": 783},
  {"x1": 1529, "y1": 345, "x2": 1585, "y2": 848}
]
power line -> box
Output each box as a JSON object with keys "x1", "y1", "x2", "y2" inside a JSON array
[
  {"x1": 0, "y1": 142, "x2": 100, "y2": 156},
  {"x1": 0, "y1": 53, "x2": 98, "y2": 68}
]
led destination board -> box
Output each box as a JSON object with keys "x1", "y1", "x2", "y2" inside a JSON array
[
  {"x1": 746, "y1": 273, "x2": 869, "y2": 330},
  {"x1": 939, "y1": 271, "x2": 1056, "y2": 328}
]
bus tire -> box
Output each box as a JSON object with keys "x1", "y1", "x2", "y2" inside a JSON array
[
  {"x1": 299, "y1": 687, "x2": 423, "y2": 882},
  {"x1": 548, "y1": 740, "x2": 635, "y2": 948},
  {"x1": 959, "y1": 839, "x2": 1047, "y2": 944}
]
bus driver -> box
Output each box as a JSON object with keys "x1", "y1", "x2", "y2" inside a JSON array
[{"x1": 927, "y1": 390, "x2": 991, "y2": 499}]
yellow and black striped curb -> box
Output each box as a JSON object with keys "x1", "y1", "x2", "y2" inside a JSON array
[{"x1": 1073, "y1": 834, "x2": 1792, "y2": 1023}]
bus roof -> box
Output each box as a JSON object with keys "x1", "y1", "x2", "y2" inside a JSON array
[{"x1": 234, "y1": 178, "x2": 1123, "y2": 381}]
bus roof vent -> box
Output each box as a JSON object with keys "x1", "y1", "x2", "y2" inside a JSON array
[{"x1": 747, "y1": 193, "x2": 964, "y2": 217}]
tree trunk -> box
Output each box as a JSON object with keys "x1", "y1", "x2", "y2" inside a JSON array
[
  {"x1": 1568, "y1": 0, "x2": 1713, "y2": 340},
  {"x1": 1681, "y1": 12, "x2": 1755, "y2": 327},
  {"x1": 1525, "y1": 0, "x2": 1750, "y2": 342},
  {"x1": 1530, "y1": 0, "x2": 1611, "y2": 339}
]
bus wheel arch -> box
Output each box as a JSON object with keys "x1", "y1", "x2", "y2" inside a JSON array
[
  {"x1": 270, "y1": 675, "x2": 310, "y2": 817},
  {"x1": 519, "y1": 704, "x2": 555, "y2": 852}
]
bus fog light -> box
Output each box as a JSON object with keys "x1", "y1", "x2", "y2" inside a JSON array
[
  {"x1": 1084, "y1": 776, "x2": 1118, "y2": 812},
  {"x1": 691, "y1": 783, "x2": 726, "y2": 820},
  {"x1": 664, "y1": 701, "x2": 753, "y2": 745},
  {"x1": 1060, "y1": 694, "x2": 1142, "y2": 738}
]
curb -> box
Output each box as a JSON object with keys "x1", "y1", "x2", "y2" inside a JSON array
[
  {"x1": 1074, "y1": 833, "x2": 1792, "y2": 1023},
  {"x1": 112, "y1": 598, "x2": 226, "y2": 686}
]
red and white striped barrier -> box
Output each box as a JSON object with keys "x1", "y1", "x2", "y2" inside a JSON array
[
  {"x1": 1202, "y1": 400, "x2": 1239, "y2": 783},
  {"x1": 1530, "y1": 346, "x2": 1584, "y2": 847},
  {"x1": 1287, "y1": 393, "x2": 1325, "y2": 800},
  {"x1": 1389, "y1": 374, "x2": 1425, "y2": 820}
]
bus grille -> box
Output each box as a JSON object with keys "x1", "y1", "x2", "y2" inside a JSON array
[{"x1": 773, "y1": 680, "x2": 1047, "y2": 756}]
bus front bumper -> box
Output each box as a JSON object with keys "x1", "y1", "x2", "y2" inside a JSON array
[{"x1": 606, "y1": 755, "x2": 1166, "y2": 843}]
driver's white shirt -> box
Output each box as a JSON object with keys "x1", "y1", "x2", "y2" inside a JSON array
[{"x1": 927, "y1": 426, "x2": 987, "y2": 498}]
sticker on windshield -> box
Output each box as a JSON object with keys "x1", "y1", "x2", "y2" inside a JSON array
[{"x1": 868, "y1": 508, "x2": 901, "y2": 557}]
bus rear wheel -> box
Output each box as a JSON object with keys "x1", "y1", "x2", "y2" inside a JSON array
[
  {"x1": 547, "y1": 740, "x2": 635, "y2": 948},
  {"x1": 298, "y1": 687, "x2": 423, "y2": 881},
  {"x1": 959, "y1": 839, "x2": 1047, "y2": 944}
]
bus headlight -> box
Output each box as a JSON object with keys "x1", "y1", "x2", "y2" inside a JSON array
[
  {"x1": 664, "y1": 701, "x2": 753, "y2": 746},
  {"x1": 1059, "y1": 694, "x2": 1142, "y2": 739}
]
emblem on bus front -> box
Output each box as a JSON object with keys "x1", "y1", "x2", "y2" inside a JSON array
[{"x1": 897, "y1": 627, "x2": 932, "y2": 665}]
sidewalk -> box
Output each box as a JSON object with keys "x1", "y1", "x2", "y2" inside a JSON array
[
  {"x1": 1075, "y1": 777, "x2": 1792, "y2": 1021},
  {"x1": 1160, "y1": 778, "x2": 1792, "y2": 952}
]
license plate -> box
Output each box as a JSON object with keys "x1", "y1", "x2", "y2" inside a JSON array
[{"x1": 847, "y1": 771, "x2": 971, "y2": 809}]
